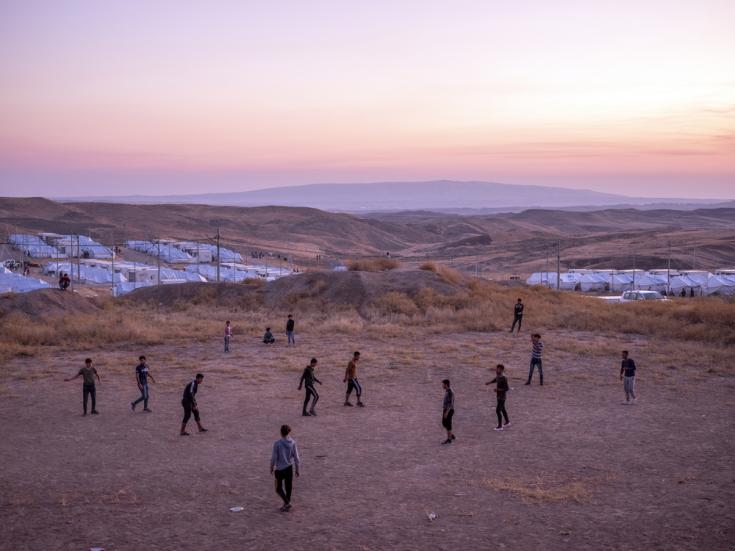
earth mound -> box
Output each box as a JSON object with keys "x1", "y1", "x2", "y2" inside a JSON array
[
  {"x1": 124, "y1": 269, "x2": 461, "y2": 314},
  {"x1": 0, "y1": 288, "x2": 101, "y2": 318}
]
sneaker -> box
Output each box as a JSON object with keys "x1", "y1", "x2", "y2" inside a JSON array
[
  {"x1": 344, "y1": 402, "x2": 353, "y2": 407},
  {"x1": 143, "y1": 408, "x2": 152, "y2": 413},
  {"x1": 91, "y1": 410, "x2": 99, "y2": 415},
  {"x1": 494, "y1": 427, "x2": 504, "y2": 431},
  {"x1": 309, "y1": 410, "x2": 317, "y2": 416},
  {"x1": 503, "y1": 422, "x2": 511, "y2": 428},
  {"x1": 279, "y1": 505, "x2": 288, "y2": 512},
  {"x1": 622, "y1": 401, "x2": 631, "y2": 405},
  {"x1": 130, "y1": 402, "x2": 136, "y2": 411},
  {"x1": 285, "y1": 503, "x2": 292, "y2": 512},
  {"x1": 441, "y1": 438, "x2": 452, "y2": 445},
  {"x1": 357, "y1": 402, "x2": 365, "y2": 407},
  {"x1": 451, "y1": 434, "x2": 456, "y2": 441},
  {"x1": 302, "y1": 412, "x2": 312, "y2": 416},
  {"x1": 180, "y1": 431, "x2": 190, "y2": 436},
  {"x1": 524, "y1": 382, "x2": 530, "y2": 386},
  {"x1": 198, "y1": 427, "x2": 208, "y2": 433}
]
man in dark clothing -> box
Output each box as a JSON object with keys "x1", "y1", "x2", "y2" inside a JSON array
[
  {"x1": 286, "y1": 315, "x2": 295, "y2": 346},
  {"x1": 441, "y1": 379, "x2": 455, "y2": 445},
  {"x1": 486, "y1": 364, "x2": 510, "y2": 431},
  {"x1": 180, "y1": 374, "x2": 207, "y2": 435},
  {"x1": 64, "y1": 358, "x2": 100, "y2": 415},
  {"x1": 131, "y1": 355, "x2": 156, "y2": 412},
  {"x1": 510, "y1": 298, "x2": 524, "y2": 333},
  {"x1": 620, "y1": 350, "x2": 637, "y2": 404},
  {"x1": 298, "y1": 358, "x2": 321, "y2": 416}
]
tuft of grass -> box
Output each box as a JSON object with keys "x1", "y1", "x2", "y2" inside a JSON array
[
  {"x1": 420, "y1": 261, "x2": 463, "y2": 285},
  {"x1": 347, "y1": 257, "x2": 400, "y2": 272}
]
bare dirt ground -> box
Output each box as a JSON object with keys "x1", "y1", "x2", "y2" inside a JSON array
[{"x1": 1, "y1": 329, "x2": 733, "y2": 550}]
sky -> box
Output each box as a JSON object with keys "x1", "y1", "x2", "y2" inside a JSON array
[{"x1": 1, "y1": 0, "x2": 734, "y2": 199}]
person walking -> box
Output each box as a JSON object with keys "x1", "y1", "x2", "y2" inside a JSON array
[
  {"x1": 298, "y1": 358, "x2": 322, "y2": 416},
  {"x1": 180, "y1": 374, "x2": 208, "y2": 435},
  {"x1": 510, "y1": 298, "x2": 524, "y2": 333},
  {"x1": 343, "y1": 351, "x2": 364, "y2": 407},
  {"x1": 130, "y1": 355, "x2": 155, "y2": 412},
  {"x1": 486, "y1": 364, "x2": 510, "y2": 431},
  {"x1": 224, "y1": 321, "x2": 232, "y2": 353},
  {"x1": 286, "y1": 315, "x2": 295, "y2": 346},
  {"x1": 64, "y1": 358, "x2": 100, "y2": 415},
  {"x1": 270, "y1": 424, "x2": 300, "y2": 512},
  {"x1": 441, "y1": 379, "x2": 455, "y2": 445},
  {"x1": 620, "y1": 350, "x2": 637, "y2": 404},
  {"x1": 525, "y1": 333, "x2": 544, "y2": 385}
]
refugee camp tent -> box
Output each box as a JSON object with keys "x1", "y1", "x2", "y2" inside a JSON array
[
  {"x1": 0, "y1": 270, "x2": 52, "y2": 293},
  {"x1": 50, "y1": 235, "x2": 113, "y2": 259},
  {"x1": 705, "y1": 274, "x2": 735, "y2": 296},
  {"x1": 125, "y1": 240, "x2": 195, "y2": 263},
  {"x1": 9, "y1": 234, "x2": 60, "y2": 258},
  {"x1": 580, "y1": 273, "x2": 610, "y2": 292}
]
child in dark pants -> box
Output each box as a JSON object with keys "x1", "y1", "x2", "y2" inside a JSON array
[
  {"x1": 441, "y1": 379, "x2": 455, "y2": 445},
  {"x1": 486, "y1": 364, "x2": 510, "y2": 431},
  {"x1": 270, "y1": 424, "x2": 300, "y2": 512}
]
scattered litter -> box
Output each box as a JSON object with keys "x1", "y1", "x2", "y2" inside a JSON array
[
  {"x1": 229, "y1": 506, "x2": 244, "y2": 512},
  {"x1": 427, "y1": 512, "x2": 438, "y2": 521}
]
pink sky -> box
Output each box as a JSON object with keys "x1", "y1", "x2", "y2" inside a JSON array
[{"x1": 1, "y1": 1, "x2": 734, "y2": 198}]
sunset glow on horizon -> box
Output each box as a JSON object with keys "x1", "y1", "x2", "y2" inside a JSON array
[{"x1": 1, "y1": 1, "x2": 734, "y2": 198}]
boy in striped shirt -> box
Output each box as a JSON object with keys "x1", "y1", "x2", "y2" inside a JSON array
[{"x1": 525, "y1": 334, "x2": 544, "y2": 385}]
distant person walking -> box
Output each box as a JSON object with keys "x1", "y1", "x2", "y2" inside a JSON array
[
  {"x1": 286, "y1": 315, "x2": 295, "y2": 346},
  {"x1": 441, "y1": 379, "x2": 455, "y2": 444},
  {"x1": 224, "y1": 321, "x2": 232, "y2": 352},
  {"x1": 130, "y1": 355, "x2": 155, "y2": 412},
  {"x1": 620, "y1": 350, "x2": 637, "y2": 404},
  {"x1": 343, "y1": 351, "x2": 364, "y2": 407},
  {"x1": 510, "y1": 298, "x2": 524, "y2": 333},
  {"x1": 298, "y1": 358, "x2": 322, "y2": 416},
  {"x1": 270, "y1": 424, "x2": 300, "y2": 512},
  {"x1": 525, "y1": 333, "x2": 544, "y2": 385},
  {"x1": 486, "y1": 364, "x2": 510, "y2": 431},
  {"x1": 64, "y1": 358, "x2": 100, "y2": 415},
  {"x1": 180, "y1": 374, "x2": 207, "y2": 435},
  {"x1": 263, "y1": 327, "x2": 275, "y2": 345},
  {"x1": 58, "y1": 273, "x2": 65, "y2": 290}
]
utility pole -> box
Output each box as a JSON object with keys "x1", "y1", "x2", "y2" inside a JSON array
[
  {"x1": 556, "y1": 241, "x2": 560, "y2": 290},
  {"x1": 633, "y1": 251, "x2": 637, "y2": 290},
  {"x1": 76, "y1": 234, "x2": 81, "y2": 283},
  {"x1": 111, "y1": 231, "x2": 115, "y2": 297},
  {"x1": 692, "y1": 248, "x2": 696, "y2": 270},
  {"x1": 545, "y1": 248, "x2": 549, "y2": 287},
  {"x1": 667, "y1": 241, "x2": 671, "y2": 295},
  {"x1": 216, "y1": 227, "x2": 221, "y2": 283},
  {"x1": 157, "y1": 238, "x2": 161, "y2": 286}
]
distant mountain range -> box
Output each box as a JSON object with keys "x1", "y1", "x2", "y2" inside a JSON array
[{"x1": 57, "y1": 180, "x2": 729, "y2": 212}]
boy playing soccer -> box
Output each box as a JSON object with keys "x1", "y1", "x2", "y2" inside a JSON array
[{"x1": 486, "y1": 364, "x2": 510, "y2": 431}]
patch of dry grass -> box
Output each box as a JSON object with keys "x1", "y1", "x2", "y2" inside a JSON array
[
  {"x1": 483, "y1": 473, "x2": 614, "y2": 504},
  {"x1": 419, "y1": 261, "x2": 464, "y2": 285},
  {"x1": 347, "y1": 257, "x2": 400, "y2": 272}
]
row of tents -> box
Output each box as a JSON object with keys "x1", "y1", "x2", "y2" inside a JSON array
[
  {"x1": 9, "y1": 234, "x2": 113, "y2": 259},
  {"x1": 527, "y1": 270, "x2": 735, "y2": 296},
  {"x1": 124, "y1": 240, "x2": 243, "y2": 264},
  {"x1": 0, "y1": 266, "x2": 51, "y2": 293}
]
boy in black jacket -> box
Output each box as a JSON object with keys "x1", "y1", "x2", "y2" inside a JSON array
[
  {"x1": 298, "y1": 358, "x2": 322, "y2": 416},
  {"x1": 486, "y1": 364, "x2": 510, "y2": 431}
]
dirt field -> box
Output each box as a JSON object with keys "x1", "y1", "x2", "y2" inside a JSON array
[{"x1": 1, "y1": 328, "x2": 733, "y2": 551}]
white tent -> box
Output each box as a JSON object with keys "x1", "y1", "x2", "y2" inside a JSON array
[
  {"x1": 42, "y1": 262, "x2": 127, "y2": 284},
  {"x1": 580, "y1": 273, "x2": 610, "y2": 292},
  {"x1": 0, "y1": 271, "x2": 52, "y2": 293},
  {"x1": 9, "y1": 234, "x2": 60, "y2": 258},
  {"x1": 125, "y1": 240, "x2": 196, "y2": 263},
  {"x1": 705, "y1": 274, "x2": 735, "y2": 296}
]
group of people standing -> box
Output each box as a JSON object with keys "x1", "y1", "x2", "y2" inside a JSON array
[{"x1": 62, "y1": 297, "x2": 639, "y2": 512}]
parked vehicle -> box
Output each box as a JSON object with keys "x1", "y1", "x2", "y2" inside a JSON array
[{"x1": 620, "y1": 290, "x2": 668, "y2": 302}]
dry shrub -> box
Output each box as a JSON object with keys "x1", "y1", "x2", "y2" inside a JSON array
[
  {"x1": 419, "y1": 261, "x2": 463, "y2": 285},
  {"x1": 243, "y1": 278, "x2": 265, "y2": 286},
  {"x1": 373, "y1": 292, "x2": 420, "y2": 317},
  {"x1": 347, "y1": 257, "x2": 400, "y2": 272}
]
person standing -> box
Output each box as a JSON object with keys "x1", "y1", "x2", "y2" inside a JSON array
[
  {"x1": 286, "y1": 315, "x2": 295, "y2": 346},
  {"x1": 510, "y1": 298, "x2": 524, "y2": 333},
  {"x1": 441, "y1": 379, "x2": 455, "y2": 445},
  {"x1": 525, "y1": 333, "x2": 544, "y2": 385},
  {"x1": 224, "y1": 321, "x2": 232, "y2": 353},
  {"x1": 180, "y1": 374, "x2": 207, "y2": 435},
  {"x1": 486, "y1": 364, "x2": 510, "y2": 431},
  {"x1": 270, "y1": 424, "x2": 300, "y2": 512},
  {"x1": 620, "y1": 350, "x2": 637, "y2": 404},
  {"x1": 298, "y1": 358, "x2": 322, "y2": 416},
  {"x1": 64, "y1": 358, "x2": 100, "y2": 415},
  {"x1": 130, "y1": 355, "x2": 155, "y2": 412},
  {"x1": 343, "y1": 351, "x2": 364, "y2": 407}
]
